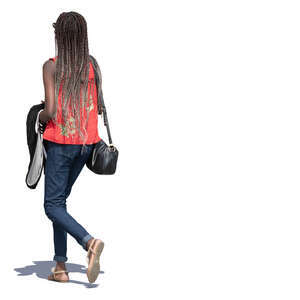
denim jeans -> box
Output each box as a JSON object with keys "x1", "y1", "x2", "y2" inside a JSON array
[{"x1": 43, "y1": 139, "x2": 95, "y2": 262}]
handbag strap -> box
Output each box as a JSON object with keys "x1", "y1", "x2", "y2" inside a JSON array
[{"x1": 89, "y1": 55, "x2": 113, "y2": 145}]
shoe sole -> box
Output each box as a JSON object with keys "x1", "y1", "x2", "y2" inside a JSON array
[
  {"x1": 87, "y1": 239, "x2": 104, "y2": 283},
  {"x1": 48, "y1": 278, "x2": 69, "y2": 283}
]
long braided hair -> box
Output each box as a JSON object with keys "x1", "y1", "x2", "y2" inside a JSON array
[{"x1": 52, "y1": 11, "x2": 95, "y2": 152}]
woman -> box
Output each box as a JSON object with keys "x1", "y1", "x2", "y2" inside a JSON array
[{"x1": 39, "y1": 11, "x2": 104, "y2": 283}]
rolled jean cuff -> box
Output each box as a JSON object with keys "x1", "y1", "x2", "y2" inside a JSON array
[
  {"x1": 82, "y1": 234, "x2": 94, "y2": 251},
  {"x1": 54, "y1": 255, "x2": 68, "y2": 262}
]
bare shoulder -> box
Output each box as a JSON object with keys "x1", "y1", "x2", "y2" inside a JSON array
[{"x1": 42, "y1": 59, "x2": 55, "y2": 75}]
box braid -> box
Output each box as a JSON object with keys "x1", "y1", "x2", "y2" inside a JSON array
[{"x1": 52, "y1": 11, "x2": 95, "y2": 151}]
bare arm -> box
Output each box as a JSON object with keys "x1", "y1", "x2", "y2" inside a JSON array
[{"x1": 39, "y1": 59, "x2": 56, "y2": 123}]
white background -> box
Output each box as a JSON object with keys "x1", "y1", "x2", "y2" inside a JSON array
[{"x1": 0, "y1": 0, "x2": 299, "y2": 299}]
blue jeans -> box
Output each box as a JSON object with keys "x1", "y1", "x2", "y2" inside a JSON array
[{"x1": 43, "y1": 139, "x2": 95, "y2": 262}]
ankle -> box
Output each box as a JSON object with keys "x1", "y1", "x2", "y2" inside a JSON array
[
  {"x1": 86, "y1": 238, "x2": 95, "y2": 250},
  {"x1": 55, "y1": 262, "x2": 66, "y2": 270}
]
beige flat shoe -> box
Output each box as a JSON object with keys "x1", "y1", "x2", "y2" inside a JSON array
[
  {"x1": 48, "y1": 266, "x2": 69, "y2": 283},
  {"x1": 86, "y1": 238, "x2": 104, "y2": 283}
]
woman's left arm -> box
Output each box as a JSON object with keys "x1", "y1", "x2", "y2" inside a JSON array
[{"x1": 39, "y1": 59, "x2": 56, "y2": 123}]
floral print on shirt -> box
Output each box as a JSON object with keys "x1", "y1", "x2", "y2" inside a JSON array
[{"x1": 58, "y1": 93, "x2": 94, "y2": 138}]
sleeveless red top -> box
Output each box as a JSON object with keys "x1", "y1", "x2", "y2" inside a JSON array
[{"x1": 43, "y1": 56, "x2": 101, "y2": 144}]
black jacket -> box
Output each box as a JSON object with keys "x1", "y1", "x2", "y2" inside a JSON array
[{"x1": 25, "y1": 103, "x2": 47, "y2": 189}]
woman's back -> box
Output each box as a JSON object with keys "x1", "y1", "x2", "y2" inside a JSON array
[{"x1": 43, "y1": 56, "x2": 101, "y2": 145}]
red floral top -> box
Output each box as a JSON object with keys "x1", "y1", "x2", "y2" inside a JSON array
[{"x1": 43, "y1": 56, "x2": 101, "y2": 144}]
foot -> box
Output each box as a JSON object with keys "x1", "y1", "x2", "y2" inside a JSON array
[
  {"x1": 48, "y1": 264, "x2": 69, "y2": 282},
  {"x1": 86, "y1": 238, "x2": 104, "y2": 283}
]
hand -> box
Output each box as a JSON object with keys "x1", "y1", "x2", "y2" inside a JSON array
[{"x1": 38, "y1": 119, "x2": 48, "y2": 134}]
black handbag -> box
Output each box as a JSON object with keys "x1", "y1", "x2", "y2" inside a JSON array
[{"x1": 86, "y1": 55, "x2": 118, "y2": 174}]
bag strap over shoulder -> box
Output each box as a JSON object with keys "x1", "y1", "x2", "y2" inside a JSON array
[{"x1": 89, "y1": 55, "x2": 113, "y2": 145}]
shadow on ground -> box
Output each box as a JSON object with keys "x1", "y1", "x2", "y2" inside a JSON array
[{"x1": 14, "y1": 260, "x2": 104, "y2": 288}]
